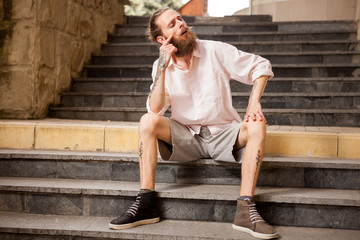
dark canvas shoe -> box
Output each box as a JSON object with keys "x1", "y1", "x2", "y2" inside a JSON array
[
  {"x1": 232, "y1": 199, "x2": 279, "y2": 239},
  {"x1": 109, "y1": 191, "x2": 160, "y2": 230}
]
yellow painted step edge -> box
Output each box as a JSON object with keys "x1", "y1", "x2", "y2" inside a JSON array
[{"x1": 0, "y1": 120, "x2": 359, "y2": 159}]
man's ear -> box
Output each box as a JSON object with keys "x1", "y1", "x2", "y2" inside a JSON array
[{"x1": 157, "y1": 36, "x2": 165, "y2": 44}]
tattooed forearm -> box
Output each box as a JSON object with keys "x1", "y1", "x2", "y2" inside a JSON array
[
  {"x1": 158, "y1": 50, "x2": 167, "y2": 69},
  {"x1": 148, "y1": 51, "x2": 167, "y2": 100}
]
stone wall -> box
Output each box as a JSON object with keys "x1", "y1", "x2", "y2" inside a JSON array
[{"x1": 0, "y1": 0, "x2": 128, "y2": 119}]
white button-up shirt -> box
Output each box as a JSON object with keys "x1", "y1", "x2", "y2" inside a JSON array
[{"x1": 147, "y1": 40, "x2": 274, "y2": 136}]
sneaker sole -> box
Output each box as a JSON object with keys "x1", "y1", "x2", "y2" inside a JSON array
[
  {"x1": 232, "y1": 224, "x2": 279, "y2": 239},
  {"x1": 109, "y1": 217, "x2": 160, "y2": 230}
]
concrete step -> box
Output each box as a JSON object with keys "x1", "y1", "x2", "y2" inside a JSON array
[
  {"x1": 0, "y1": 177, "x2": 359, "y2": 229},
  {"x1": 92, "y1": 51, "x2": 360, "y2": 65},
  {"x1": 100, "y1": 40, "x2": 359, "y2": 54},
  {"x1": 126, "y1": 15, "x2": 273, "y2": 24},
  {"x1": 115, "y1": 22, "x2": 279, "y2": 35},
  {"x1": 58, "y1": 91, "x2": 360, "y2": 110},
  {"x1": 108, "y1": 30, "x2": 357, "y2": 43},
  {"x1": 276, "y1": 20, "x2": 356, "y2": 32},
  {"x1": 71, "y1": 77, "x2": 360, "y2": 93},
  {"x1": 48, "y1": 106, "x2": 360, "y2": 127},
  {"x1": 2, "y1": 212, "x2": 359, "y2": 240},
  {"x1": 1, "y1": 119, "x2": 359, "y2": 158},
  {"x1": 84, "y1": 63, "x2": 360, "y2": 78},
  {"x1": 1, "y1": 149, "x2": 359, "y2": 190},
  {"x1": 114, "y1": 21, "x2": 356, "y2": 35}
]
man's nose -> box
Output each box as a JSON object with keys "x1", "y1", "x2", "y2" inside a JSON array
[{"x1": 177, "y1": 19, "x2": 184, "y2": 28}]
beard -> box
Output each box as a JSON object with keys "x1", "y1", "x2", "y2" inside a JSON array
[{"x1": 170, "y1": 27, "x2": 198, "y2": 57}]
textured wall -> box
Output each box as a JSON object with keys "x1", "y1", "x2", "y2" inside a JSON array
[{"x1": 0, "y1": 0, "x2": 128, "y2": 119}]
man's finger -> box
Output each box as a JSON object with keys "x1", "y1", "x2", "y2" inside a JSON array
[
  {"x1": 244, "y1": 114, "x2": 249, "y2": 122},
  {"x1": 163, "y1": 32, "x2": 174, "y2": 45}
]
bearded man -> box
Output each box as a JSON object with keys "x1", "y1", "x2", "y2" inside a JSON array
[{"x1": 109, "y1": 7, "x2": 279, "y2": 239}]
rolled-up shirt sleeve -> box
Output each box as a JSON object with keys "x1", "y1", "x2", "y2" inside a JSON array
[
  {"x1": 146, "y1": 59, "x2": 171, "y2": 115},
  {"x1": 215, "y1": 42, "x2": 274, "y2": 84}
]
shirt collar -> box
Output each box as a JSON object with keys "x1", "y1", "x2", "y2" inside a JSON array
[{"x1": 168, "y1": 40, "x2": 202, "y2": 68}]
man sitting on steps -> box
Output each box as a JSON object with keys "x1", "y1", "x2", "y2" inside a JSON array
[{"x1": 109, "y1": 7, "x2": 279, "y2": 239}]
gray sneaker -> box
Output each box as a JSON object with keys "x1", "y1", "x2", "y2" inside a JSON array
[{"x1": 232, "y1": 199, "x2": 279, "y2": 239}]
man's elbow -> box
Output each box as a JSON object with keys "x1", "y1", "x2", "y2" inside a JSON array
[{"x1": 148, "y1": 104, "x2": 164, "y2": 115}]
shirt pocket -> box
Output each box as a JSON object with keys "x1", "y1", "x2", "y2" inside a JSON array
[{"x1": 201, "y1": 71, "x2": 228, "y2": 104}]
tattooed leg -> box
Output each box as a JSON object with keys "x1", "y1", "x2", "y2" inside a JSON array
[
  {"x1": 138, "y1": 113, "x2": 172, "y2": 190},
  {"x1": 237, "y1": 121, "x2": 266, "y2": 197}
]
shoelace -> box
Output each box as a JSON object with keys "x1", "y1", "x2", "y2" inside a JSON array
[
  {"x1": 248, "y1": 203, "x2": 265, "y2": 224},
  {"x1": 126, "y1": 195, "x2": 141, "y2": 217}
]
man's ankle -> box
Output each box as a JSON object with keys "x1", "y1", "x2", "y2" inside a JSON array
[
  {"x1": 140, "y1": 188, "x2": 155, "y2": 194},
  {"x1": 238, "y1": 195, "x2": 254, "y2": 202}
]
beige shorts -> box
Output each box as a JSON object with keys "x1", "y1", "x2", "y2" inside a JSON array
[{"x1": 158, "y1": 119, "x2": 244, "y2": 163}]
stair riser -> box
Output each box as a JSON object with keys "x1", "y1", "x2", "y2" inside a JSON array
[
  {"x1": 231, "y1": 81, "x2": 360, "y2": 93},
  {"x1": 1, "y1": 160, "x2": 358, "y2": 190},
  {"x1": 72, "y1": 80, "x2": 151, "y2": 93},
  {"x1": 266, "y1": 113, "x2": 360, "y2": 127},
  {"x1": 101, "y1": 42, "x2": 356, "y2": 54},
  {"x1": 49, "y1": 109, "x2": 147, "y2": 122},
  {"x1": 115, "y1": 22, "x2": 355, "y2": 35},
  {"x1": 277, "y1": 22, "x2": 356, "y2": 32},
  {"x1": 0, "y1": 192, "x2": 358, "y2": 229},
  {"x1": 71, "y1": 80, "x2": 360, "y2": 93},
  {"x1": 59, "y1": 95, "x2": 360, "y2": 110},
  {"x1": 115, "y1": 25, "x2": 279, "y2": 35},
  {"x1": 108, "y1": 32, "x2": 356, "y2": 43},
  {"x1": 92, "y1": 54, "x2": 360, "y2": 65},
  {"x1": 85, "y1": 66, "x2": 360, "y2": 78},
  {"x1": 48, "y1": 110, "x2": 360, "y2": 127},
  {"x1": 125, "y1": 15, "x2": 273, "y2": 24},
  {"x1": 60, "y1": 95, "x2": 147, "y2": 108}
]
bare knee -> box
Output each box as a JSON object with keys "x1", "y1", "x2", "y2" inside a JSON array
[
  {"x1": 244, "y1": 120, "x2": 266, "y2": 142},
  {"x1": 139, "y1": 113, "x2": 164, "y2": 137}
]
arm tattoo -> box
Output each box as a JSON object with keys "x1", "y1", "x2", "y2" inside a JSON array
[
  {"x1": 149, "y1": 51, "x2": 167, "y2": 99},
  {"x1": 158, "y1": 50, "x2": 167, "y2": 69}
]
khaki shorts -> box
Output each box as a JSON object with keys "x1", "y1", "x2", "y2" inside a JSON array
[{"x1": 158, "y1": 119, "x2": 244, "y2": 163}]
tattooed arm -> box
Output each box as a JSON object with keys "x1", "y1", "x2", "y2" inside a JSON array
[
  {"x1": 244, "y1": 75, "x2": 269, "y2": 122},
  {"x1": 148, "y1": 33, "x2": 177, "y2": 114}
]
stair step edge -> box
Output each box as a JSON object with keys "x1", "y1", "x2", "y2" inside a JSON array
[
  {"x1": 2, "y1": 212, "x2": 359, "y2": 240},
  {"x1": 0, "y1": 177, "x2": 359, "y2": 206},
  {"x1": 1, "y1": 149, "x2": 359, "y2": 169}
]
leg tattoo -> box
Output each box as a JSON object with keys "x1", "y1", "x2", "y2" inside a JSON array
[
  {"x1": 254, "y1": 150, "x2": 261, "y2": 183},
  {"x1": 139, "y1": 142, "x2": 143, "y2": 160},
  {"x1": 139, "y1": 142, "x2": 143, "y2": 179}
]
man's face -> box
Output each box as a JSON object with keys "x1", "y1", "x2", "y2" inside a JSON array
[{"x1": 156, "y1": 10, "x2": 197, "y2": 57}]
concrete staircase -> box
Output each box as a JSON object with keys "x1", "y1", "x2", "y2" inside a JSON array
[
  {"x1": 1, "y1": 15, "x2": 360, "y2": 239},
  {"x1": 0, "y1": 118, "x2": 360, "y2": 239},
  {"x1": 49, "y1": 15, "x2": 360, "y2": 126}
]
